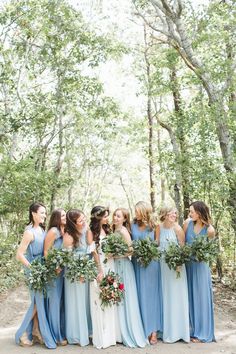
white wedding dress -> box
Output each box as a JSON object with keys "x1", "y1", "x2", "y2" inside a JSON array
[{"x1": 90, "y1": 234, "x2": 121, "y2": 349}]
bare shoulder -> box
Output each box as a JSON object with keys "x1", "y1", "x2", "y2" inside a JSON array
[
  {"x1": 22, "y1": 229, "x2": 34, "y2": 243},
  {"x1": 174, "y1": 223, "x2": 183, "y2": 232}
]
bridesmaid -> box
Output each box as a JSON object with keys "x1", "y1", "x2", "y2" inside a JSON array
[
  {"x1": 15, "y1": 202, "x2": 56, "y2": 349},
  {"x1": 131, "y1": 201, "x2": 162, "y2": 344},
  {"x1": 112, "y1": 208, "x2": 147, "y2": 347},
  {"x1": 44, "y1": 208, "x2": 67, "y2": 346},
  {"x1": 156, "y1": 205, "x2": 190, "y2": 343},
  {"x1": 183, "y1": 201, "x2": 215, "y2": 342},
  {"x1": 89, "y1": 206, "x2": 121, "y2": 349},
  {"x1": 63, "y1": 209, "x2": 92, "y2": 346}
]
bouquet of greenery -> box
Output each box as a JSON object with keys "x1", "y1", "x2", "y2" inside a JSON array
[
  {"x1": 132, "y1": 236, "x2": 161, "y2": 267},
  {"x1": 65, "y1": 254, "x2": 97, "y2": 282},
  {"x1": 190, "y1": 236, "x2": 218, "y2": 263},
  {"x1": 101, "y1": 232, "x2": 130, "y2": 263},
  {"x1": 26, "y1": 257, "x2": 49, "y2": 293},
  {"x1": 164, "y1": 243, "x2": 192, "y2": 278},
  {"x1": 99, "y1": 270, "x2": 125, "y2": 308},
  {"x1": 46, "y1": 248, "x2": 72, "y2": 280}
]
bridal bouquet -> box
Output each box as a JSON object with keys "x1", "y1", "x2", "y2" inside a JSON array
[
  {"x1": 132, "y1": 236, "x2": 161, "y2": 267},
  {"x1": 164, "y1": 243, "x2": 191, "y2": 278},
  {"x1": 46, "y1": 248, "x2": 71, "y2": 280},
  {"x1": 65, "y1": 254, "x2": 97, "y2": 282},
  {"x1": 190, "y1": 236, "x2": 218, "y2": 263},
  {"x1": 99, "y1": 270, "x2": 125, "y2": 308},
  {"x1": 26, "y1": 257, "x2": 49, "y2": 293},
  {"x1": 101, "y1": 232, "x2": 130, "y2": 263}
]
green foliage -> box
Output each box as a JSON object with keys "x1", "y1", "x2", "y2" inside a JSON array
[
  {"x1": 164, "y1": 243, "x2": 192, "y2": 278},
  {"x1": 132, "y1": 237, "x2": 161, "y2": 267},
  {"x1": 101, "y1": 233, "x2": 130, "y2": 263},
  {"x1": 26, "y1": 257, "x2": 49, "y2": 293},
  {"x1": 46, "y1": 248, "x2": 72, "y2": 280},
  {"x1": 0, "y1": 237, "x2": 23, "y2": 293},
  {"x1": 65, "y1": 254, "x2": 97, "y2": 283},
  {"x1": 191, "y1": 236, "x2": 219, "y2": 263}
]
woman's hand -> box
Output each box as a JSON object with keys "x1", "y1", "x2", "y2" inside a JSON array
[{"x1": 96, "y1": 271, "x2": 103, "y2": 283}]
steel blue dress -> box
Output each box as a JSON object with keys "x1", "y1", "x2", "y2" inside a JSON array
[
  {"x1": 131, "y1": 223, "x2": 163, "y2": 338},
  {"x1": 64, "y1": 229, "x2": 91, "y2": 346},
  {"x1": 15, "y1": 226, "x2": 56, "y2": 349},
  {"x1": 159, "y1": 225, "x2": 190, "y2": 343},
  {"x1": 45, "y1": 227, "x2": 65, "y2": 344},
  {"x1": 185, "y1": 220, "x2": 215, "y2": 342},
  {"x1": 114, "y1": 233, "x2": 148, "y2": 347}
]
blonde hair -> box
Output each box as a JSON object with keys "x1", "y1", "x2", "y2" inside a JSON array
[
  {"x1": 134, "y1": 201, "x2": 156, "y2": 230},
  {"x1": 159, "y1": 205, "x2": 178, "y2": 222},
  {"x1": 112, "y1": 208, "x2": 131, "y2": 234}
]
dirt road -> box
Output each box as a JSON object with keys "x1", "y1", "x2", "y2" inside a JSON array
[{"x1": 0, "y1": 284, "x2": 235, "y2": 354}]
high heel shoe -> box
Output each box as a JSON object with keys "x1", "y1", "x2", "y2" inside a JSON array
[
  {"x1": 57, "y1": 339, "x2": 68, "y2": 346},
  {"x1": 32, "y1": 329, "x2": 44, "y2": 345},
  {"x1": 19, "y1": 332, "x2": 33, "y2": 347}
]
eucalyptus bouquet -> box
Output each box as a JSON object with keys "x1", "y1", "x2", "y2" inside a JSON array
[
  {"x1": 164, "y1": 243, "x2": 191, "y2": 278},
  {"x1": 65, "y1": 254, "x2": 97, "y2": 282},
  {"x1": 46, "y1": 248, "x2": 71, "y2": 280},
  {"x1": 101, "y1": 232, "x2": 130, "y2": 263},
  {"x1": 26, "y1": 257, "x2": 49, "y2": 293},
  {"x1": 99, "y1": 270, "x2": 125, "y2": 308},
  {"x1": 190, "y1": 236, "x2": 218, "y2": 263},
  {"x1": 132, "y1": 236, "x2": 161, "y2": 267}
]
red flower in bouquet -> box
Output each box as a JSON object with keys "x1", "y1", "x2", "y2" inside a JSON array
[
  {"x1": 99, "y1": 270, "x2": 125, "y2": 307},
  {"x1": 119, "y1": 283, "x2": 124, "y2": 290}
]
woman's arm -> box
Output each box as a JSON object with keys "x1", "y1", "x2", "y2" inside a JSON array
[
  {"x1": 183, "y1": 219, "x2": 190, "y2": 234},
  {"x1": 63, "y1": 233, "x2": 74, "y2": 249},
  {"x1": 120, "y1": 227, "x2": 132, "y2": 246},
  {"x1": 44, "y1": 228, "x2": 57, "y2": 257},
  {"x1": 174, "y1": 224, "x2": 185, "y2": 246},
  {"x1": 155, "y1": 224, "x2": 160, "y2": 245},
  {"x1": 16, "y1": 230, "x2": 34, "y2": 267},
  {"x1": 207, "y1": 225, "x2": 215, "y2": 239},
  {"x1": 87, "y1": 229, "x2": 103, "y2": 282}
]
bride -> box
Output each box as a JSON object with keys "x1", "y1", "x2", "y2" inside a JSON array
[{"x1": 88, "y1": 206, "x2": 121, "y2": 349}]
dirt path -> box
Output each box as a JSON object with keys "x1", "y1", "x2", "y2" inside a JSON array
[{"x1": 0, "y1": 284, "x2": 235, "y2": 354}]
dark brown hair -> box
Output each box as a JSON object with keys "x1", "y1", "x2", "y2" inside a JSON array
[
  {"x1": 65, "y1": 209, "x2": 84, "y2": 246},
  {"x1": 89, "y1": 206, "x2": 110, "y2": 246},
  {"x1": 190, "y1": 201, "x2": 211, "y2": 226},
  {"x1": 28, "y1": 202, "x2": 46, "y2": 229},
  {"x1": 47, "y1": 208, "x2": 65, "y2": 232}
]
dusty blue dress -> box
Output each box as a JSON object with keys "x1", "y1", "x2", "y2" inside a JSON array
[
  {"x1": 185, "y1": 220, "x2": 215, "y2": 342},
  {"x1": 114, "y1": 247, "x2": 148, "y2": 347},
  {"x1": 159, "y1": 225, "x2": 190, "y2": 343},
  {"x1": 15, "y1": 226, "x2": 56, "y2": 349},
  {"x1": 45, "y1": 227, "x2": 65, "y2": 344},
  {"x1": 64, "y1": 230, "x2": 91, "y2": 346},
  {"x1": 131, "y1": 223, "x2": 163, "y2": 338}
]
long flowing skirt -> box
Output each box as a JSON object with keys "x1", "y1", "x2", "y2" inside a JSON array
[
  {"x1": 186, "y1": 261, "x2": 215, "y2": 342},
  {"x1": 15, "y1": 290, "x2": 56, "y2": 349},
  {"x1": 64, "y1": 277, "x2": 91, "y2": 346},
  {"x1": 132, "y1": 258, "x2": 163, "y2": 337},
  {"x1": 114, "y1": 258, "x2": 148, "y2": 347},
  {"x1": 161, "y1": 261, "x2": 190, "y2": 343}
]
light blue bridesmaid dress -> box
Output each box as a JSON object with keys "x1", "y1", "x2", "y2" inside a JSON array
[
  {"x1": 15, "y1": 226, "x2": 56, "y2": 349},
  {"x1": 114, "y1": 243, "x2": 148, "y2": 347},
  {"x1": 159, "y1": 225, "x2": 190, "y2": 343},
  {"x1": 45, "y1": 227, "x2": 65, "y2": 344},
  {"x1": 131, "y1": 223, "x2": 163, "y2": 338},
  {"x1": 64, "y1": 229, "x2": 91, "y2": 346},
  {"x1": 185, "y1": 220, "x2": 215, "y2": 342}
]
